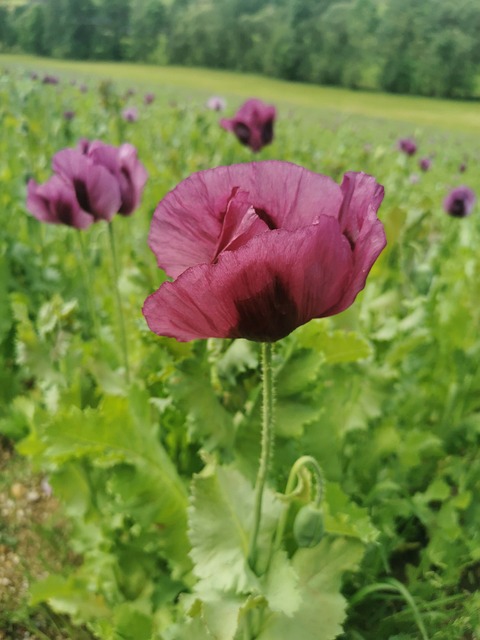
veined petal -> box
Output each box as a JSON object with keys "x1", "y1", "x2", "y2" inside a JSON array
[
  {"x1": 148, "y1": 161, "x2": 342, "y2": 278},
  {"x1": 143, "y1": 218, "x2": 353, "y2": 342}
]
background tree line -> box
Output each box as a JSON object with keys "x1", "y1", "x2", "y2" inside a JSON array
[{"x1": 1, "y1": 0, "x2": 480, "y2": 99}]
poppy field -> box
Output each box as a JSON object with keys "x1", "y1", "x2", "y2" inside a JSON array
[{"x1": 1, "y1": 57, "x2": 480, "y2": 640}]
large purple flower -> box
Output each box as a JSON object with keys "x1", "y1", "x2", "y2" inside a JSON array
[
  {"x1": 220, "y1": 99, "x2": 276, "y2": 152},
  {"x1": 143, "y1": 161, "x2": 386, "y2": 342},
  {"x1": 443, "y1": 186, "x2": 476, "y2": 218}
]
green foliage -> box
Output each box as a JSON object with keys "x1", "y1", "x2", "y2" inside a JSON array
[{"x1": 0, "y1": 62, "x2": 480, "y2": 640}]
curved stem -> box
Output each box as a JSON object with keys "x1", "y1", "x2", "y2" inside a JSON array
[
  {"x1": 248, "y1": 342, "x2": 275, "y2": 572},
  {"x1": 108, "y1": 222, "x2": 130, "y2": 384},
  {"x1": 274, "y1": 455, "x2": 325, "y2": 550}
]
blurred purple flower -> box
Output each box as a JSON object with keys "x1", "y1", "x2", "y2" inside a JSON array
[
  {"x1": 122, "y1": 107, "x2": 138, "y2": 122},
  {"x1": 206, "y1": 96, "x2": 226, "y2": 111},
  {"x1": 221, "y1": 98, "x2": 276, "y2": 152},
  {"x1": 79, "y1": 84, "x2": 88, "y2": 93},
  {"x1": 42, "y1": 74, "x2": 59, "y2": 85},
  {"x1": 459, "y1": 162, "x2": 467, "y2": 173},
  {"x1": 27, "y1": 175, "x2": 94, "y2": 229},
  {"x1": 144, "y1": 93, "x2": 155, "y2": 105},
  {"x1": 398, "y1": 138, "x2": 417, "y2": 156},
  {"x1": 27, "y1": 140, "x2": 148, "y2": 228},
  {"x1": 419, "y1": 157, "x2": 431, "y2": 171},
  {"x1": 443, "y1": 186, "x2": 476, "y2": 218},
  {"x1": 63, "y1": 110, "x2": 75, "y2": 121}
]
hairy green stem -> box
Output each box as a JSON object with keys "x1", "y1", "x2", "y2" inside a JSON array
[
  {"x1": 248, "y1": 342, "x2": 275, "y2": 572},
  {"x1": 108, "y1": 222, "x2": 130, "y2": 384}
]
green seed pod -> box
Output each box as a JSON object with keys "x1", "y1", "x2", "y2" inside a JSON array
[{"x1": 293, "y1": 504, "x2": 325, "y2": 548}]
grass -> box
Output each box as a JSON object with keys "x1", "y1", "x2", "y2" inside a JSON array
[{"x1": 1, "y1": 53, "x2": 480, "y2": 134}]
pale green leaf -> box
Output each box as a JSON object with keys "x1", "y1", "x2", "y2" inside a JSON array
[
  {"x1": 189, "y1": 465, "x2": 282, "y2": 593},
  {"x1": 257, "y1": 538, "x2": 364, "y2": 640}
]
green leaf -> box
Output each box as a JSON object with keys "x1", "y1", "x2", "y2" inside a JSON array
[
  {"x1": 189, "y1": 465, "x2": 282, "y2": 593},
  {"x1": 257, "y1": 538, "x2": 364, "y2": 640},
  {"x1": 25, "y1": 389, "x2": 190, "y2": 569},
  {"x1": 295, "y1": 321, "x2": 373, "y2": 364}
]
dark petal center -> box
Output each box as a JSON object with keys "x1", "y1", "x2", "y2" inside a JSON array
[
  {"x1": 450, "y1": 198, "x2": 466, "y2": 217},
  {"x1": 55, "y1": 198, "x2": 75, "y2": 226},
  {"x1": 118, "y1": 166, "x2": 133, "y2": 214},
  {"x1": 73, "y1": 178, "x2": 92, "y2": 213},
  {"x1": 233, "y1": 122, "x2": 251, "y2": 146},
  {"x1": 231, "y1": 275, "x2": 299, "y2": 342},
  {"x1": 254, "y1": 207, "x2": 276, "y2": 230},
  {"x1": 261, "y1": 119, "x2": 274, "y2": 145}
]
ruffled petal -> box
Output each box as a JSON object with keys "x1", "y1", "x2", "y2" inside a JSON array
[
  {"x1": 148, "y1": 161, "x2": 342, "y2": 278},
  {"x1": 143, "y1": 217, "x2": 353, "y2": 342}
]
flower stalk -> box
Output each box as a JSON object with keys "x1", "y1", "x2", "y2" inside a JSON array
[
  {"x1": 248, "y1": 341, "x2": 275, "y2": 572},
  {"x1": 108, "y1": 222, "x2": 130, "y2": 384}
]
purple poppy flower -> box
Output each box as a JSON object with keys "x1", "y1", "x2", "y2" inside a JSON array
[
  {"x1": 27, "y1": 175, "x2": 93, "y2": 229},
  {"x1": 122, "y1": 107, "x2": 138, "y2": 122},
  {"x1": 443, "y1": 186, "x2": 476, "y2": 218},
  {"x1": 143, "y1": 161, "x2": 386, "y2": 342},
  {"x1": 79, "y1": 84, "x2": 88, "y2": 93},
  {"x1": 220, "y1": 99, "x2": 276, "y2": 152},
  {"x1": 52, "y1": 140, "x2": 148, "y2": 219},
  {"x1": 63, "y1": 110, "x2": 75, "y2": 121},
  {"x1": 398, "y1": 138, "x2": 417, "y2": 156},
  {"x1": 419, "y1": 157, "x2": 431, "y2": 171},
  {"x1": 85, "y1": 141, "x2": 149, "y2": 215},
  {"x1": 459, "y1": 163, "x2": 467, "y2": 173},
  {"x1": 144, "y1": 93, "x2": 155, "y2": 105},
  {"x1": 206, "y1": 96, "x2": 226, "y2": 111}
]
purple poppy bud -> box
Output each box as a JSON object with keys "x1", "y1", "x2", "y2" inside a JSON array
[
  {"x1": 220, "y1": 99, "x2": 276, "y2": 152},
  {"x1": 63, "y1": 110, "x2": 75, "y2": 121},
  {"x1": 443, "y1": 186, "x2": 476, "y2": 218},
  {"x1": 459, "y1": 163, "x2": 467, "y2": 173},
  {"x1": 398, "y1": 138, "x2": 417, "y2": 156},
  {"x1": 42, "y1": 75, "x2": 59, "y2": 85},
  {"x1": 144, "y1": 162, "x2": 386, "y2": 342},
  {"x1": 144, "y1": 93, "x2": 155, "y2": 105}
]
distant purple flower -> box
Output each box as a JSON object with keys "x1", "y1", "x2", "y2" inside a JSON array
[
  {"x1": 125, "y1": 88, "x2": 136, "y2": 98},
  {"x1": 398, "y1": 138, "x2": 417, "y2": 156},
  {"x1": 27, "y1": 140, "x2": 148, "y2": 228},
  {"x1": 42, "y1": 74, "x2": 59, "y2": 85},
  {"x1": 144, "y1": 93, "x2": 155, "y2": 105},
  {"x1": 409, "y1": 173, "x2": 420, "y2": 184},
  {"x1": 459, "y1": 163, "x2": 467, "y2": 173},
  {"x1": 63, "y1": 110, "x2": 75, "y2": 121},
  {"x1": 221, "y1": 98, "x2": 276, "y2": 152},
  {"x1": 443, "y1": 186, "x2": 476, "y2": 218},
  {"x1": 206, "y1": 96, "x2": 226, "y2": 111},
  {"x1": 79, "y1": 84, "x2": 88, "y2": 93},
  {"x1": 122, "y1": 107, "x2": 138, "y2": 122},
  {"x1": 419, "y1": 157, "x2": 431, "y2": 172}
]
